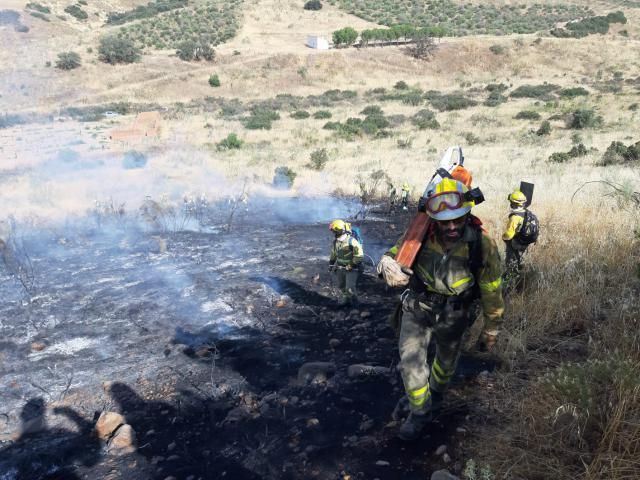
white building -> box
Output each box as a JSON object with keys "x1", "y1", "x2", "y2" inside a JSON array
[{"x1": 306, "y1": 35, "x2": 329, "y2": 50}]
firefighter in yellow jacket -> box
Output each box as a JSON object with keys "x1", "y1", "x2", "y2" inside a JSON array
[
  {"x1": 503, "y1": 189, "x2": 531, "y2": 286},
  {"x1": 329, "y1": 220, "x2": 364, "y2": 306},
  {"x1": 377, "y1": 178, "x2": 504, "y2": 441}
]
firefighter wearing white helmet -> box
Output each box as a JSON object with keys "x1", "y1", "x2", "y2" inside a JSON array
[
  {"x1": 503, "y1": 189, "x2": 538, "y2": 288},
  {"x1": 379, "y1": 178, "x2": 504, "y2": 441},
  {"x1": 329, "y1": 219, "x2": 363, "y2": 306}
]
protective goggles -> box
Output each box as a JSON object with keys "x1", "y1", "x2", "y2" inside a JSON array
[{"x1": 425, "y1": 191, "x2": 465, "y2": 214}]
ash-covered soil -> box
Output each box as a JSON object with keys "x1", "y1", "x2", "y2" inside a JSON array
[{"x1": 0, "y1": 199, "x2": 495, "y2": 480}]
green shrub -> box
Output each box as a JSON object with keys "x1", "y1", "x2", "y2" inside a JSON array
[
  {"x1": 397, "y1": 137, "x2": 413, "y2": 149},
  {"x1": 566, "y1": 109, "x2": 603, "y2": 129},
  {"x1": 313, "y1": 110, "x2": 332, "y2": 119},
  {"x1": 55, "y1": 51, "x2": 81, "y2": 70},
  {"x1": 176, "y1": 40, "x2": 215, "y2": 61},
  {"x1": 308, "y1": 148, "x2": 328, "y2": 170},
  {"x1": 515, "y1": 110, "x2": 541, "y2": 120},
  {"x1": 64, "y1": 5, "x2": 88, "y2": 20},
  {"x1": 463, "y1": 131, "x2": 481, "y2": 145},
  {"x1": 30, "y1": 11, "x2": 49, "y2": 21},
  {"x1": 486, "y1": 83, "x2": 508, "y2": 93},
  {"x1": 484, "y1": 91, "x2": 507, "y2": 107},
  {"x1": 26, "y1": 2, "x2": 51, "y2": 13},
  {"x1": 304, "y1": 0, "x2": 322, "y2": 10},
  {"x1": 394, "y1": 81, "x2": 409, "y2": 90},
  {"x1": 548, "y1": 143, "x2": 587, "y2": 162},
  {"x1": 629, "y1": 103, "x2": 638, "y2": 111},
  {"x1": 510, "y1": 83, "x2": 560, "y2": 99},
  {"x1": 243, "y1": 108, "x2": 280, "y2": 130},
  {"x1": 536, "y1": 121, "x2": 551, "y2": 136},
  {"x1": 559, "y1": 87, "x2": 589, "y2": 98},
  {"x1": 360, "y1": 105, "x2": 383, "y2": 116},
  {"x1": 323, "y1": 121, "x2": 341, "y2": 130},
  {"x1": 98, "y1": 36, "x2": 141, "y2": 64},
  {"x1": 273, "y1": 166, "x2": 297, "y2": 189},
  {"x1": 600, "y1": 140, "x2": 640, "y2": 165},
  {"x1": 208, "y1": 74, "x2": 221, "y2": 87},
  {"x1": 291, "y1": 110, "x2": 310, "y2": 119},
  {"x1": 428, "y1": 93, "x2": 477, "y2": 112},
  {"x1": 551, "y1": 11, "x2": 626, "y2": 38},
  {"x1": 489, "y1": 44, "x2": 506, "y2": 55},
  {"x1": 217, "y1": 133, "x2": 243, "y2": 150},
  {"x1": 411, "y1": 109, "x2": 439, "y2": 129}
]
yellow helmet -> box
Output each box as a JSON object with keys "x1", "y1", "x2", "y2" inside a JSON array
[
  {"x1": 508, "y1": 190, "x2": 527, "y2": 206},
  {"x1": 425, "y1": 178, "x2": 473, "y2": 221},
  {"x1": 329, "y1": 219, "x2": 347, "y2": 234}
]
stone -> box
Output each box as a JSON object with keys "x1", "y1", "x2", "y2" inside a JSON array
[
  {"x1": 347, "y1": 364, "x2": 391, "y2": 378},
  {"x1": 375, "y1": 460, "x2": 390, "y2": 467},
  {"x1": 30, "y1": 342, "x2": 47, "y2": 351},
  {"x1": 329, "y1": 338, "x2": 341, "y2": 349},
  {"x1": 431, "y1": 470, "x2": 459, "y2": 480},
  {"x1": 95, "y1": 412, "x2": 125, "y2": 440},
  {"x1": 456, "y1": 427, "x2": 467, "y2": 434},
  {"x1": 359, "y1": 419, "x2": 374, "y2": 432},
  {"x1": 167, "y1": 442, "x2": 176, "y2": 451},
  {"x1": 360, "y1": 311, "x2": 371, "y2": 318},
  {"x1": 297, "y1": 362, "x2": 336, "y2": 385},
  {"x1": 109, "y1": 424, "x2": 137, "y2": 454},
  {"x1": 435, "y1": 444, "x2": 447, "y2": 456},
  {"x1": 443, "y1": 453, "x2": 451, "y2": 463}
]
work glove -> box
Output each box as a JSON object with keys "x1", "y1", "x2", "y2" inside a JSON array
[
  {"x1": 477, "y1": 330, "x2": 498, "y2": 352},
  {"x1": 345, "y1": 264, "x2": 352, "y2": 271},
  {"x1": 376, "y1": 255, "x2": 410, "y2": 288}
]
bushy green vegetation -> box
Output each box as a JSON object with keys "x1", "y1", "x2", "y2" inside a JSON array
[
  {"x1": 307, "y1": 148, "x2": 329, "y2": 170},
  {"x1": 304, "y1": 0, "x2": 322, "y2": 10},
  {"x1": 559, "y1": 87, "x2": 590, "y2": 98},
  {"x1": 64, "y1": 4, "x2": 88, "y2": 20},
  {"x1": 548, "y1": 143, "x2": 588, "y2": 162},
  {"x1": 26, "y1": 2, "x2": 50, "y2": 13},
  {"x1": 510, "y1": 84, "x2": 560, "y2": 99},
  {"x1": 327, "y1": 0, "x2": 591, "y2": 36},
  {"x1": 323, "y1": 110, "x2": 391, "y2": 140},
  {"x1": 243, "y1": 108, "x2": 280, "y2": 130},
  {"x1": 116, "y1": 0, "x2": 243, "y2": 51},
  {"x1": 566, "y1": 109, "x2": 603, "y2": 129},
  {"x1": 411, "y1": 109, "x2": 439, "y2": 129},
  {"x1": 600, "y1": 140, "x2": 640, "y2": 165},
  {"x1": 176, "y1": 40, "x2": 215, "y2": 61},
  {"x1": 30, "y1": 11, "x2": 49, "y2": 21},
  {"x1": 551, "y1": 11, "x2": 626, "y2": 38},
  {"x1": 98, "y1": 36, "x2": 141, "y2": 64},
  {"x1": 55, "y1": 51, "x2": 81, "y2": 70},
  {"x1": 273, "y1": 166, "x2": 297, "y2": 189},
  {"x1": 515, "y1": 110, "x2": 541, "y2": 120},
  {"x1": 313, "y1": 110, "x2": 332, "y2": 119},
  {"x1": 426, "y1": 91, "x2": 477, "y2": 111},
  {"x1": 208, "y1": 74, "x2": 221, "y2": 87},
  {"x1": 332, "y1": 26, "x2": 358, "y2": 47},
  {"x1": 536, "y1": 120, "x2": 551, "y2": 136},
  {"x1": 106, "y1": 0, "x2": 187, "y2": 25},
  {"x1": 291, "y1": 110, "x2": 310, "y2": 119},
  {"x1": 217, "y1": 133, "x2": 243, "y2": 150}
]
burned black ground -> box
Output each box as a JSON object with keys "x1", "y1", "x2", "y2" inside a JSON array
[{"x1": 0, "y1": 201, "x2": 495, "y2": 479}]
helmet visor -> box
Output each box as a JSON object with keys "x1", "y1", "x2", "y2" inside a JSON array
[{"x1": 425, "y1": 191, "x2": 464, "y2": 214}]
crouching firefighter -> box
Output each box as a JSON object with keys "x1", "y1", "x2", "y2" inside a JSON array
[
  {"x1": 377, "y1": 178, "x2": 504, "y2": 441},
  {"x1": 329, "y1": 219, "x2": 364, "y2": 306}
]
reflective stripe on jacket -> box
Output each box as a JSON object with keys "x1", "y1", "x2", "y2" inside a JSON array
[
  {"x1": 387, "y1": 224, "x2": 504, "y2": 332},
  {"x1": 330, "y1": 234, "x2": 364, "y2": 267}
]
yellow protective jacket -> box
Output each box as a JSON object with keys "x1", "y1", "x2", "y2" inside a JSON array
[
  {"x1": 387, "y1": 223, "x2": 504, "y2": 334},
  {"x1": 503, "y1": 207, "x2": 526, "y2": 241},
  {"x1": 330, "y1": 234, "x2": 364, "y2": 267}
]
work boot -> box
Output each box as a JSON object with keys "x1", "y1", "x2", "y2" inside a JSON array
[
  {"x1": 397, "y1": 411, "x2": 431, "y2": 441},
  {"x1": 431, "y1": 391, "x2": 444, "y2": 413}
]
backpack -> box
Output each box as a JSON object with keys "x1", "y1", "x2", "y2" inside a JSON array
[
  {"x1": 515, "y1": 210, "x2": 539, "y2": 245},
  {"x1": 349, "y1": 225, "x2": 363, "y2": 246}
]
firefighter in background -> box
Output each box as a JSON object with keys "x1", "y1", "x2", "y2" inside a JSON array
[
  {"x1": 377, "y1": 178, "x2": 504, "y2": 441},
  {"x1": 503, "y1": 189, "x2": 537, "y2": 287},
  {"x1": 401, "y1": 182, "x2": 411, "y2": 210},
  {"x1": 329, "y1": 219, "x2": 364, "y2": 306},
  {"x1": 387, "y1": 182, "x2": 398, "y2": 212}
]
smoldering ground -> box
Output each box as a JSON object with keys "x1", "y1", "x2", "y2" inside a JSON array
[{"x1": 0, "y1": 142, "x2": 494, "y2": 479}]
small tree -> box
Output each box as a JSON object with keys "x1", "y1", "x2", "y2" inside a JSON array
[
  {"x1": 304, "y1": 0, "x2": 322, "y2": 10},
  {"x1": 177, "y1": 40, "x2": 215, "y2": 62},
  {"x1": 332, "y1": 27, "x2": 358, "y2": 47},
  {"x1": 98, "y1": 36, "x2": 141, "y2": 64},
  {"x1": 217, "y1": 133, "x2": 243, "y2": 150},
  {"x1": 406, "y1": 31, "x2": 437, "y2": 60},
  {"x1": 209, "y1": 74, "x2": 221, "y2": 87},
  {"x1": 56, "y1": 51, "x2": 81, "y2": 70}
]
